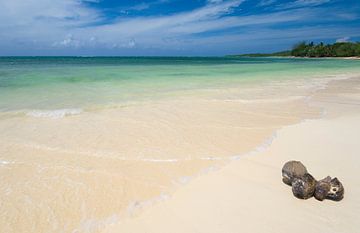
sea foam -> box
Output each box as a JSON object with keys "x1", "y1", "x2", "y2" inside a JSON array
[
  {"x1": 0, "y1": 160, "x2": 13, "y2": 166},
  {"x1": 26, "y1": 108, "x2": 83, "y2": 119}
]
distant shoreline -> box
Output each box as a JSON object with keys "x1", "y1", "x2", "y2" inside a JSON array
[
  {"x1": 279, "y1": 56, "x2": 360, "y2": 60},
  {"x1": 227, "y1": 55, "x2": 360, "y2": 60},
  {"x1": 229, "y1": 41, "x2": 360, "y2": 59},
  {"x1": 280, "y1": 56, "x2": 360, "y2": 60}
]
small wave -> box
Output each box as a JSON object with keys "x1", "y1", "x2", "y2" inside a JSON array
[
  {"x1": 127, "y1": 193, "x2": 170, "y2": 216},
  {"x1": 0, "y1": 160, "x2": 13, "y2": 166},
  {"x1": 222, "y1": 96, "x2": 305, "y2": 104},
  {"x1": 74, "y1": 214, "x2": 120, "y2": 233},
  {"x1": 230, "y1": 132, "x2": 277, "y2": 160},
  {"x1": 26, "y1": 108, "x2": 83, "y2": 119}
]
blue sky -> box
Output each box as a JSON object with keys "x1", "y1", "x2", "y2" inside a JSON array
[{"x1": 0, "y1": 0, "x2": 359, "y2": 56}]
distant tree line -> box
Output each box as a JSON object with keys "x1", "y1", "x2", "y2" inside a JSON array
[{"x1": 291, "y1": 41, "x2": 360, "y2": 57}]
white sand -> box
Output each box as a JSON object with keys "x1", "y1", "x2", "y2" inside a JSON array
[
  {"x1": 1, "y1": 75, "x2": 326, "y2": 233},
  {"x1": 103, "y1": 82, "x2": 360, "y2": 233},
  {"x1": 1, "y1": 75, "x2": 359, "y2": 233}
]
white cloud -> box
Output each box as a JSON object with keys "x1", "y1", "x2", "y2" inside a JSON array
[
  {"x1": 208, "y1": 0, "x2": 225, "y2": 3},
  {"x1": 257, "y1": 0, "x2": 277, "y2": 7},
  {"x1": 121, "y1": 0, "x2": 170, "y2": 12},
  {"x1": 52, "y1": 34, "x2": 82, "y2": 48},
  {"x1": 0, "y1": 0, "x2": 101, "y2": 42},
  {"x1": 81, "y1": 0, "x2": 101, "y2": 2},
  {"x1": 336, "y1": 37, "x2": 350, "y2": 43},
  {"x1": 94, "y1": 0, "x2": 244, "y2": 36},
  {"x1": 121, "y1": 39, "x2": 137, "y2": 48},
  {"x1": 277, "y1": 0, "x2": 332, "y2": 10},
  {"x1": 0, "y1": 0, "x2": 243, "y2": 48},
  {"x1": 0, "y1": 0, "x2": 100, "y2": 25}
]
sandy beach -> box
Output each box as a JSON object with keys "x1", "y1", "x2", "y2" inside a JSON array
[
  {"x1": 102, "y1": 76, "x2": 360, "y2": 233},
  {"x1": 1, "y1": 57, "x2": 359, "y2": 233}
]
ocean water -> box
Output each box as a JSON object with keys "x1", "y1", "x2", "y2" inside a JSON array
[
  {"x1": 1, "y1": 56, "x2": 359, "y2": 114},
  {"x1": 1, "y1": 57, "x2": 360, "y2": 233}
]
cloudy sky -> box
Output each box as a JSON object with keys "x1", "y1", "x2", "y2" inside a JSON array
[{"x1": 0, "y1": 0, "x2": 359, "y2": 56}]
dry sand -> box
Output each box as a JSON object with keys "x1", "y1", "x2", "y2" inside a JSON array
[{"x1": 103, "y1": 78, "x2": 360, "y2": 233}]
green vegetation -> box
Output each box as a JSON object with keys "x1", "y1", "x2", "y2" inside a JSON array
[
  {"x1": 291, "y1": 41, "x2": 360, "y2": 57},
  {"x1": 230, "y1": 41, "x2": 360, "y2": 58}
]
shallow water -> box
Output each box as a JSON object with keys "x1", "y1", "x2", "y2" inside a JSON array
[
  {"x1": 1, "y1": 57, "x2": 359, "y2": 112},
  {"x1": 0, "y1": 57, "x2": 359, "y2": 233}
]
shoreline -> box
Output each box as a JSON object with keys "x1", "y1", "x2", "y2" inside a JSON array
[
  {"x1": 1, "y1": 66, "x2": 360, "y2": 233},
  {"x1": 291, "y1": 56, "x2": 360, "y2": 60},
  {"x1": 103, "y1": 76, "x2": 360, "y2": 233},
  {"x1": 233, "y1": 56, "x2": 360, "y2": 60}
]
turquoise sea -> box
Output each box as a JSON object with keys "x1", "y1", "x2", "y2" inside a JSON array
[{"x1": 1, "y1": 57, "x2": 360, "y2": 112}]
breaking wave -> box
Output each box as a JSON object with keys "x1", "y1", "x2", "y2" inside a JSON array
[{"x1": 26, "y1": 108, "x2": 83, "y2": 119}]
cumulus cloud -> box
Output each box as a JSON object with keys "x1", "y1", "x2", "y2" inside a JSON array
[
  {"x1": 112, "y1": 39, "x2": 137, "y2": 49},
  {"x1": 52, "y1": 34, "x2": 82, "y2": 48}
]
